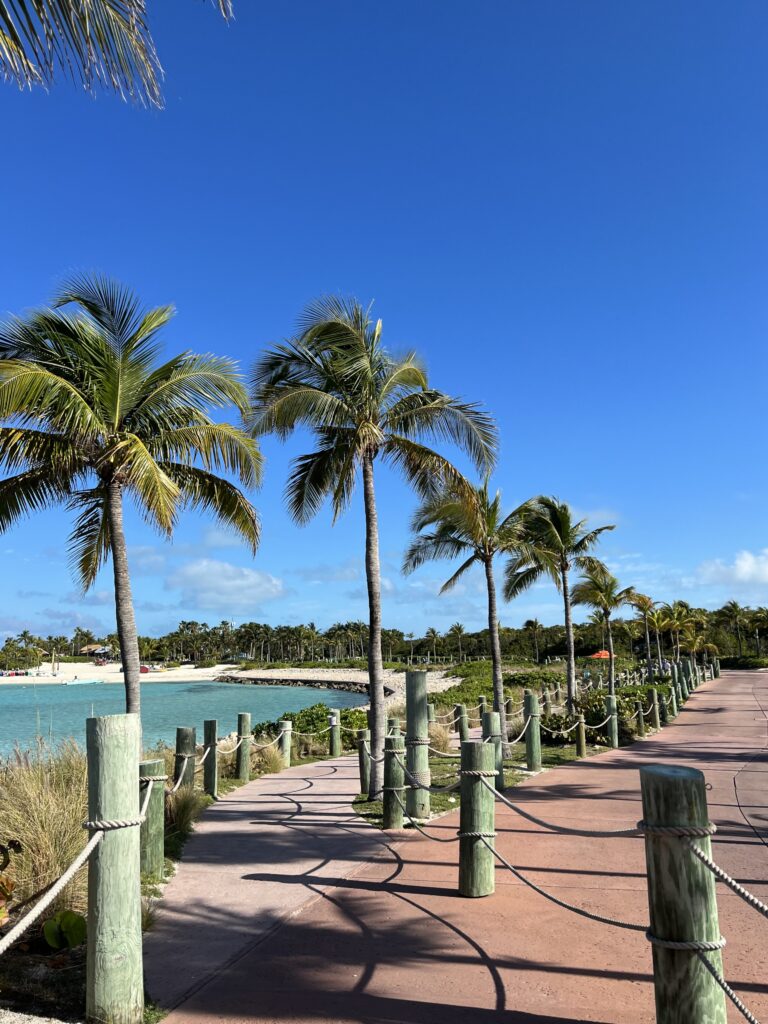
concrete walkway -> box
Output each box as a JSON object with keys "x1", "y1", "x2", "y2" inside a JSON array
[{"x1": 149, "y1": 671, "x2": 768, "y2": 1023}]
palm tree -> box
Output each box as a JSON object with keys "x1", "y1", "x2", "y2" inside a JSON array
[
  {"x1": 719, "y1": 600, "x2": 747, "y2": 658},
  {"x1": 647, "y1": 608, "x2": 666, "y2": 665},
  {"x1": 448, "y1": 622, "x2": 465, "y2": 661},
  {"x1": 586, "y1": 608, "x2": 606, "y2": 649},
  {"x1": 680, "y1": 626, "x2": 718, "y2": 665},
  {"x1": 752, "y1": 607, "x2": 768, "y2": 656},
  {"x1": 403, "y1": 478, "x2": 532, "y2": 742},
  {"x1": 522, "y1": 618, "x2": 542, "y2": 663},
  {"x1": 0, "y1": 274, "x2": 261, "y2": 719},
  {"x1": 0, "y1": 1, "x2": 232, "y2": 107},
  {"x1": 661, "y1": 601, "x2": 694, "y2": 660},
  {"x1": 571, "y1": 566, "x2": 635, "y2": 694},
  {"x1": 425, "y1": 626, "x2": 440, "y2": 663},
  {"x1": 632, "y1": 593, "x2": 655, "y2": 675},
  {"x1": 504, "y1": 497, "x2": 614, "y2": 710},
  {"x1": 250, "y1": 297, "x2": 496, "y2": 797}
]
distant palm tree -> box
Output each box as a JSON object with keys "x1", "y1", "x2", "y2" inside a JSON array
[
  {"x1": 661, "y1": 601, "x2": 694, "y2": 661},
  {"x1": 632, "y1": 593, "x2": 655, "y2": 673},
  {"x1": 448, "y1": 622, "x2": 465, "y2": 661},
  {"x1": 647, "y1": 608, "x2": 667, "y2": 665},
  {"x1": 586, "y1": 608, "x2": 606, "y2": 649},
  {"x1": 681, "y1": 626, "x2": 718, "y2": 665},
  {"x1": 403, "y1": 477, "x2": 533, "y2": 741},
  {"x1": 250, "y1": 297, "x2": 496, "y2": 797},
  {"x1": 425, "y1": 626, "x2": 440, "y2": 662},
  {"x1": 572, "y1": 566, "x2": 635, "y2": 694},
  {"x1": 752, "y1": 607, "x2": 768, "y2": 656},
  {"x1": 719, "y1": 600, "x2": 747, "y2": 658},
  {"x1": 0, "y1": 274, "x2": 261, "y2": 718},
  {"x1": 522, "y1": 618, "x2": 542, "y2": 663},
  {"x1": 0, "y1": 1, "x2": 232, "y2": 107},
  {"x1": 504, "y1": 497, "x2": 614, "y2": 710}
]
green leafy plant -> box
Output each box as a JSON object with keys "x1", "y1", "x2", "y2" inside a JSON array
[{"x1": 42, "y1": 909, "x2": 87, "y2": 950}]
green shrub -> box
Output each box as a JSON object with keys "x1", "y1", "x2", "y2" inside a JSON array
[
  {"x1": 195, "y1": 659, "x2": 218, "y2": 669},
  {"x1": 251, "y1": 703, "x2": 368, "y2": 751},
  {"x1": 719, "y1": 656, "x2": 768, "y2": 670}
]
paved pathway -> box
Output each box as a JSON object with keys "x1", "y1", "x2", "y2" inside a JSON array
[{"x1": 148, "y1": 671, "x2": 768, "y2": 1022}]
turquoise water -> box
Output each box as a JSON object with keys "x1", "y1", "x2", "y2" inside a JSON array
[{"x1": 0, "y1": 680, "x2": 367, "y2": 755}]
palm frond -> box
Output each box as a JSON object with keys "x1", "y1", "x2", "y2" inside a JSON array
[
  {"x1": 107, "y1": 433, "x2": 179, "y2": 534},
  {"x1": 285, "y1": 432, "x2": 358, "y2": 524},
  {"x1": 161, "y1": 463, "x2": 260, "y2": 553},
  {"x1": 439, "y1": 553, "x2": 479, "y2": 593},
  {"x1": 67, "y1": 489, "x2": 111, "y2": 589},
  {"x1": 146, "y1": 423, "x2": 262, "y2": 489},
  {"x1": 402, "y1": 531, "x2": 472, "y2": 575},
  {"x1": 386, "y1": 390, "x2": 498, "y2": 471},
  {"x1": 0, "y1": 468, "x2": 69, "y2": 531}
]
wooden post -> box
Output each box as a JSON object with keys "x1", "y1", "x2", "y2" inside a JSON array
[
  {"x1": 174, "y1": 726, "x2": 196, "y2": 789},
  {"x1": 524, "y1": 690, "x2": 541, "y2": 772},
  {"x1": 659, "y1": 689, "x2": 669, "y2": 725},
  {"x1": 481, "y1": 709, "x2": 504, "y2": 791},
  {"x1": 329, "y1": 709, "x2": 341, "y2": 757},
  {"x1": 543, "y1": 688, "x2": 552, "y2": 716},
  {"x1": 479, "y1": 695, "x2": 487, "y2": 715},
  {"x1": 406, "y1": 669, "x2": 430, "y2": 820},
  {"x1": 714, "y1": 658, "x2": 720, "y2": 678},
  {"x1": 279, "y1": 720, "x2": 292, "y2": 768},
  {"x1": 576, "y1": 714, "x2": 587, "y2": 758},
  {"x1": 357, "y1": 728, "x2": 371, "y2": 795},
  {"x1": 457, "y1": 704, "x2": 470, "y2": 742},
  {"x1": 650, "y1": 688, "x2": 661, "y2": 731},
  {"x1": 138, "y1": 758, "x2": 164, "y2": 882},
  {"x1": 427, "y1": 702, "x2": 436, "y2": 724},
  {"x1": 668, "y1": 686, "x2": 678, "y2": 719},
  {"x1": 635, "y1": 699, "x2": 645, "y2": 737},
  {"x1": 605, "y1": 695, "x2": 618, "y2": 748},
  {"x1": 504, "y1": 697, "x2": 514, "y2": 722},
  {"x1": 382, "y1": 735, "x2": 405, "y2": 830},
  {"x1": 236, "y1": 712, "x2": 251, "y2": 782},
  {"x1": 458, "y1": 740, "x2": 496, "y2": 897},
  {"x1": 554, "y1": 682, "x2": 562, "y2": 704},
  {"x1": 387, "y1": 716, "x2": 401, "y2": 736},
  {"x1": 640, "y1": 765, "x2": 727, "y2": 1023},
  {"x1": 203, "y1": 719, "x2": 218, "y2": 798},
  {"x1": 453, "y1": 703, "x2": 462, "y2": 734},
  {"x1": 679, "y1": 664, "x2": 690, "y2": 701},
  {"x1": 86, "y1": 714, "x2": 143, "y2": 1023}
]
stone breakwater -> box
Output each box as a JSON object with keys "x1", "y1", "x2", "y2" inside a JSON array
[{"x1": 214, "y1": 674, "x2": 394, "y2": 697}]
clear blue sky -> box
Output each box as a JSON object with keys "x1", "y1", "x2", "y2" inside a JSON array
[{"x1": 1, "y1": 0, "x2": 766, "y2": 639}]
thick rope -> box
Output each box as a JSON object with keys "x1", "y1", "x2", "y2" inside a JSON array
[
  {"x1": 506, "y1": 719, "x2": 530, "y2": 745},
  {"x1": 362, "y1": 741, "x2": 386, "y2": 765},
  {"x1": 217, "y1": 736, "x2": 245, "y2": 754},
  {"x1": 481, "y1": 778, "x2": 640, "y2": 836},
  {"x1": 695, "y1": 951, "x2": 760, "y2": 1024},
  {"x1": 482, "y1": 838, "x2": 646, "y2": 932},
  {"x1": 169, "y1": 755, "x2": 191, "y2": 793},
  {"x1": 392, "y1": 792, "x2": 460, "y2": 843},
  {"x1": 428, "y1": 746, "x2": 461, "y2": 758},
  {"x1": 540, "y1": 720, "x2": 580, "y2": 736},
  {"x1": 0, "y1": 832, "x2": 103, "y2": 957},
  {"x1": 683, "y1": 838, "x2": 768, "y2": 919},
  {"x1": 393, "y1": 752, "x2": 460, "y2": 793},
  {"x1": 252, "y1": 735, "x2": 282, "y2": 751}
]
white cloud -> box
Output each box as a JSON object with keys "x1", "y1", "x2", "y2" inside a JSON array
[
  {"x1": 165, "y1": 558, "x2": 285, "y2": 614},
  {"x1": 695, "y1": 549, "x2": 768, "y2": 588},
  {"x1": 202, "y1": 527, "x2": 246, "y2": 550}
]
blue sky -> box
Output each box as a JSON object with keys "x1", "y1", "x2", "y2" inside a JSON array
[{"x1": 1, "y1": 1, "x2": 766, "y2": 639}]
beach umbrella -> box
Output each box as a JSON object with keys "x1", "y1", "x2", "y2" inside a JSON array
[{"x1": 588, "y1": 650, "x2": 611, "y2": 659}]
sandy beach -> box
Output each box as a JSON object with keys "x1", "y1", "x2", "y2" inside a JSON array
[{"x1": 0, "y1": 661, "x2": 460, "y2": 706}]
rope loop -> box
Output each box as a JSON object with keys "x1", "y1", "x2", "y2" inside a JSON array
[
  {"x1": 646, "y1": 931, "x2": 725, "y2": 952},
  {"x1": 638, "y1": 821, "x2": 717, "y2": 838},
  {"x1": 82, "y1": 816, "x2": 144, "y2": 832}
]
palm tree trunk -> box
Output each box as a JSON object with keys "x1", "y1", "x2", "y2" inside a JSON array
[
  {"x1": 655, "y1": 628, "x2": 663, "y2": 666},
  {"x1": 561, "y1": 566, "x2": 576, "y2": 712},
  {"x1": 607, "y1": 616, "x2": 616, "y2": 694},
  {"x1": 484, "y1": 558, "x2": 507, "y2": 742},
  {"x1": 106, "y1": 478, "x2": 141, "y2": 720},
  {"x1": 736, "y1": 623, "x2": 743, "y2": 657},
  {"x1": 362, "y1": 454, "x2": 385, "y2": 798},
  {"x1": 643, "y1": 613, "x2": 653, "y2": 679}
]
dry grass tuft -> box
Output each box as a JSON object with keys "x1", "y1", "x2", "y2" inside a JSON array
[
  {"x1": 428, "y1": 723, "x2": 452, "y2": 753},
  {"x1": 255, "y1": 744, "x2": 285, "y2": 775},
  {"x1": 0, "y1": 740, "x2": 88, "y2": 915}
]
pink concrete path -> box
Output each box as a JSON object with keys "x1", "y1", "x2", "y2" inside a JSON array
[{"x1": 150, "y1": 672, "x2": 768, "y2": 1023}]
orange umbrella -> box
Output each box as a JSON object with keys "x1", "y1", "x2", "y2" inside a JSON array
[{"x1": 588, "y1": 650, "x2": 611, "y2": 659}]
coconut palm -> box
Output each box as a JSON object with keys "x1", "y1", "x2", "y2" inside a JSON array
[
  {"x1": 403, "y1": 478, "x2": 533, "y2": 742},
  {"x1": 425, "y1": 626, "x2": 440, "y2": 663},
  {"x1": 571, "y1": 566, "x2": 635, "y2": 694},
  {"x1": 250, "y1": 297, "x2": 496, "y2": 797},
  {"x1": 522, "y1": 618, "x2": 542, "y2": 663},
  {"x1": 504, "y1": 497, "x2": 614, "y2": 710},
  {"x1": 647, "y1": 607, "x2": 667, "y2": 665},
  {"x1": 0, "y1": 1, "x2": 232, "y2": 107},
  {"x1": 0, "y1": 274, "x2": 261, "y2": 718},
  {"x1": 718, "y1": 600, "x2": 747, "y2": 658},
  {"x1": 448, "y1": 622, "x2": 465, "y2": 661},
  {"x1": 586, "y1": 608, "x2": 606, "y2": 649},
  {"x1": 751, "y1": 607, "x2": 768, "y2": 656},
  {"x1": 632, "y1": 593, "x2": 655, "y2": 676},
  {"x1": 661, "y1": 601, "x2": 694, "y2": 660},
  {"x1": 680, "y1": 626, "x2": 718, "y2": 665}
]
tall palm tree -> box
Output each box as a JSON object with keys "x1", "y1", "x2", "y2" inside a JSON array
[
  {"x1": 661, "y1": 601, "x2": 694, "y2": 660},
  {"x1": 751, "y1": 607, "x2": 768, "y2": 656},
  {"x1": 647, "y1": 608, "x2": 666, "y2": 665},
  {"x1": 448, "y1": 622, "x2": 465, "y2": 661},
  {"x1": 0, "y1": 1, "x2": 232, "y2": 107},
  {"x1": 403, "y1": 478, "x2": 532, "y2": 743},
  {"x1": 0, "y1": 274, "x2": 261, "y2": 718},
  {"x1": 425, "y1": 626, "x2": 440, "y2": 663},
  {"x1": 571, "y1": 566, "x2": 635, "y2": 694},
  {"x1": 522, "y1": 618, "x2": 542, "y2": 663},
  {"x1": 504, "y1": 497, "x2": 614, "y2": 710},
  {"x1": 719, "y1": 600, "x2": 747, "y2": 658},
  {"x1": 632, "y1": 593, "x2": 655, "y2": 675},
  {"x1": 250, "y1": 297, "x2": 496, "y2": 797}
]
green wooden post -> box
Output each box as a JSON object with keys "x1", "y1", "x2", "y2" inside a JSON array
[
  {"x1": 406, "y1": 669, "x2": 430, "y2": 820},
  {"x1": 138, "y1": 758, "x2": 164, "y2": 882},
  {"x1": 659, "y1": 689, "x2": 669, "y2": 725},
  {"x1": 457, "y1": 704, "x2": 470, "y2": 742},
  {"x1": 575, "y1": 714, "x2": 587, "y2": 758},
  {"x1": 714, "y1": 658, "x2": 721, "y2": 678},
  {"x1": 524, "y1": 690, "x2": 541, "y2": 772},
  {"x1": 387, "y1": 716, "x2": 401, "y2": 736},
  {"x1": 479, "y1": 695, "x2": 487, "y2": 715},
  {"x1": 236, "y1": 712, "x2": 251, "y2": 782},
  {"x1": 427, "y1": 702, "x2": 436, "y2": 724},
  {"x1": 382, "y1": 735, "x2": 405, "y2": 830},
  {"x1": 86, "y1": 714, "x2": 143, "y2": 1023},
  {"x1": 203, "y1": 719, "x2": 218, "y2": 798},
  {"x1": 279, "y1": 720, "x2": 292, "y2": 768},
  {"x1": 640, "y1": 765, "x2": 727, "y2": 1024},
  {"x1": 329, "y1": 709, "x2": 341, "y2": 757},
  {"x1": 543, "y1": 688, "x2": 552, "y2": 716},
  {"x1": 635, "y1": 700, "x2": 645, "y2": 737},
  {"x1": 453, "y1": 703, "x2": 462, "y2": 734},
  {"x1": 174, "y1": 726, "x2": 196, "y2": 789},
  {"x1": 504, "y1": 697, "x2": 514, "y2": 722},
  {"x1": 650, "y1": 688, "x2": 661, "y2": 731},
  {"x1": 481, "y1": 709, "x2": 504, "y2": 791},
  {"x1": 357, "y1": 728, "x2": 371, "y2": 795},
  {"x1": 668, "y1": 686, "x2": 678, "y2": 719},
  {"x1": 554, "y1": 682, "x2": 562, "y2": 704},
  {"x1": 458, "y1": 740, "x2": 496, "y2": 898},
  {"x1": 605, "y1": 695, "x2": 618, "y2": 748},
  {"x1": 680, "y1": 664, "x2": 690, "y2": 701}
]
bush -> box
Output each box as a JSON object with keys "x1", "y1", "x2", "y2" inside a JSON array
[
  {"x1": 195, "y1": 659, "x2": 219, "y2": 669},
  {"x1": 251, "y1": 703, "x2": 368, "y2": 752},
  {"x1": 719, "y1": 656, "x2": 768, "y2": 670}
]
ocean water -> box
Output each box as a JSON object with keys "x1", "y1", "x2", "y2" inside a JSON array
[{"x1": 0, "y1": 679, "x2": 368, "y2": 755}]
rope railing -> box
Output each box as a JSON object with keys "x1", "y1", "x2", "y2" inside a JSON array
[
  {"x1": 392, "y1": 792, "x2": 460, "y2": 843},
  {"x1": 168, "y1": 755, "x2": 191, "y2": 793},
  {"x1": 428, "y1": 746, "x2": 461, "y2": 758},
  {"x1": 695, "y1": 951, "x2": 759, "y2": 1024},
  {"x1": 540, "y1": 719, "x2": 580, "y2": 737},
  {"x1": 683, "y1": 838, "x2": 768, "y2": 919},
  {"x1": 505, "y1": 718, "x2": 530, "y2": 746},
  {"x1": 217, "y1": 735, "x2": 245, "y2": 754},
  {"x1": 362, "y1": 741, "x2": 386, "y2": 765},
  {"x1": 479, "y1": 777, "x2": 640, "y2": 837},
  {"x1": 394, "y1": 752, "x2": 461, "y2": 794}
]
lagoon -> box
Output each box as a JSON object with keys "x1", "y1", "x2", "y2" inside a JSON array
[{"x1": 0, "y1": 679, "x2": 368, "y2": 755}]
